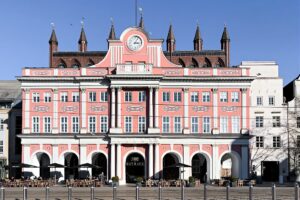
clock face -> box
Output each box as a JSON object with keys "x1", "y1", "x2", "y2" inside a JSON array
[{"x1": 127, "y1": 35, "x2": 143, "y2": 51}]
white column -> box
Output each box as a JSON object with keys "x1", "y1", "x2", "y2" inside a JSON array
[
  {"x1": 117, "y1": 87, "x2": 121, "y2": 128},
  {"x1": 24, "y1": 89, "x2": 30, "y2": 133},
  {"x1": 241, "y1": 88, "x2": 248, "y2": 134},
  {"x1": 154, "y1": 144, "x2": 160, "y2": 179},
  {"x1": 212, "y1": 144, "x2": 219, "y2": 179},
  {"x1": 149, "y1": 88, "x2": 153, "y2": 128},
  {"x1": 148, "y1": 144, "x2": 153, "y2": 178},
  {"x1": 241, "y1": 146, "x2": 248, "y2": 179},
  {"x1": 154, "y1": 88, "x2": 159, "y2": 128},
  {"x1": 52, "y1": 89, "x2": 58, "y2": 134},
  {"x1": 212, "y1": 88, "x2": 219, "y2": 134},
  {"x1": 81, "y1": 88, "x2": 87, "y2": 133},
  {"x1": 183, "y1": 145, "x2": 190, "y2": 179},
  {"x1": 117, "y1": 144, "x2": 122, "y2": 179},
  {"x1": 111, "y1": 88, "x2": 116, "y2": 128},
  {"x1": 183, "y1": 88, "x2": 190, "y2": 134},
  {"x1": 110, "y1": 144, "x2": 115, "y2": 178},
  {"x1": 80, "y1": 145, "x2": 87, "y2": 178}
]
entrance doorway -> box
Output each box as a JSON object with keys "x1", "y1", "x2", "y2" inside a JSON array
[
  {"x1": 65, "y1": 153, "x2": 79, "y2": 180},
  {"x1": 125, "y1": 153, "x2": 145, "y2": 183},
  {"x1": 39, "y1": 153, "x2": 50, "y2": 179},
  {"x1": 163, "y1": 153, "x2": 179, "y2": 180},
  {"x1": 192, "y1": 154, "x2": 207, "y2": 183},
  {"x1": 92, "y1": 153, "x2": 107, "y2": 178},
  {"x1": 262, "y1": 161, "x2": 279, "y2": 182}
]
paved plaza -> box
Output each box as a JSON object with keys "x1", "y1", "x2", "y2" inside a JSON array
[{"x1": 0, "y1": 185, "x2": 297, "y2": 200}]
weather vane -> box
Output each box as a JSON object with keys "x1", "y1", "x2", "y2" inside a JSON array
[
  {"x1": 110, "y1": 17, "x2": 114, "y2": 25},
  {"x1": 50, "y1": 22, "x2": 55, "y2": 30},
  {"x1": 81, "y1": 17, "x2": 85, "y2": 28},
  {"x1": 139, "y1": 7, "x2": 143, "y2": 16}
]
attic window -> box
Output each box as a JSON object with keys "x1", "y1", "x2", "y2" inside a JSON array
[
  {"x1": 58, "y1": 63, "x2": 66, "y2": 68},
  {"x1": 72, "y1": 64, "x2": 80, "y2": 69}
]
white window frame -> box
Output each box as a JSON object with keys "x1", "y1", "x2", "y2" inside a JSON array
[
  {"x1": 174, "y1": 92, "x2": 182, "y2": 102},
  {"x1": 138, "y1": 116, "x2": 146, "y2": 133},
  {"x1": 257, "y1": 96, "x2": 263, "y2": 106},
  {"x1": 231, "y1": 116, "x2": 240, "y2": 133},
  {"x1": 163, "y1": 92, "x2": 170, "y2": 102},
  {"x1": 72, "y1": 92, "x2": 79, "y2": 102},
  {"x1": 88, "y1": 116, "x2": 96, "y2": 133},
  {"x1": 191, "y1": 117, "x2": 199, "y2": 133},
  {"x1": 0, "y1": 119, "x2": 4, "y2": 131},
  {"x1": 273, "y1": 136, "x2": 281, "y2": 148},
  {"x1": 61, "y1": 116, "x2": 68, "y2": 133},
  {"x1": 220, "y1": 116, "x2": 228, "y2": 133},
  {"x1": 33, "y1": 93, "x2": 40, "y2": 103},
  {"x1": 220, "y1": 92, "x2": 228, "y2": 102},
  {"x1": 191, "y1": 92, "x2": 199, "y2": 102},
  {"x1": 72, "y1": 116, "x2": 79, "y2": 133},
  {"x1": 256, "y1": 136, "x2": 264, "y2": 148},
  {"x1": 44, "y1": 116, "x2": 51, "y2": 133},
  {"x1": 272, "y1": 116, "x2": 281, "y2": 127},
  {"x1": 174, "y1": 116, "x2": 181, "y2": 133},
  {"x1": 100, "y1": 116, "x2": 108, "y2": 133},
  {"x1": 203, "y1": 117, "x2": 210, "y2": 133},
  {"x1": 100, "y1": 91, "x2": 108, "y2": 102},
  {"x1": 61, "y1": 92, "x2": 68, "y2": 102},
  {"x1": 44, "y1": 93, "x2": 51, "y2": 103},
  {"x1": 162, "y1": 116, "x2": 170, "y2": 133},
  {"x1": 138, "y1": 91, "x2": 146, "y2": 102},
  {"x1": 269, "y1": 96, "x2": 275, "y2": 106},
  {"x1": 125, "y1": 91, "x2": 132, "y2": 102},
  {"x1": 125, "y1": 116, "x2": 132, "y2": 133},
  {"x1": 89, "y1": 92, "x2": 96, "y2": 102},
  {"x1": 256, "y1": 116, "x2": 264, "y2": 128},
  {"x1": 202, "y1": 92, "x2": 210, "y2": 102},
  {"x1": 32, "y1": 116, "x2": 40, "y2": 133},
  {"x1": 231, "y1": 92, "x2": 239, "y2": 102},
  {"x1": 0, "y1": 141, "x2": 3, "y2": 154}
]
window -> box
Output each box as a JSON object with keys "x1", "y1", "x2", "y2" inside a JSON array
[
  {"x1": 269, "y1": 96, "x2": 275, "y2": 106},
  {"x1": 138, "y1": 91, "x2": 145, "y2": 102},
  {"x1": 174, "y1": 92, "x2": 182, "y2": 102},
  {"x1": 256, "y1": 136, "x2": 264, "y2": 148},
  {"x1": 89, "y1": 92, "x2": 96, "y2": 102},
  {"x1": 163, "y1": 92, "x2": 170, "y2": 102},
  {"x1": 272, "y1": 116, "x2": 281, "y2": 127},
  {"x1": 273, "y1": 136, "x2": 281, "y2": 148},
  {"x1": 257, "y1": 96, "x2": 263, "y2": 106},
  {"x1": 231, "y1": 92, "x2": 239, "y2": 102},
  {"x1": 100, "y1": 116, "x2": 108, "y2": 133},
  {"x1": 44, "y1": 93, "x2": 51, "y2": 102},
  {"x1": 72, "y1": 116, "x2": 79, "y2": 133},
  {"x1": 125, "y1": 92, "x2": 132, "y2": 102},
  {"x1": 191, "y1": 92, "x2": 199, "y2": 102},
  {"x1": 44, "y1": 117, "x2": 51, "y2": 133},
  {"x1": 203, "y1": 117, "x2": 210, "y2": 133},
  {"x1": 61, "y1": 117, "x2": 68, "y2": 133},
  {"x1": 72, "y1": 92, "x2": 79, "y2": 102},
  {"x1": 101, "y1": 91, "x2": 108, "y2": 102},
  {"x1": 89, "y1": 116, "x2": 96, "y2": 133},
  {"x1": 32, "y1": 117, "x2": 39, "y2": 133},
  {"x1": 297, "y1": 117, "x2": 300, "y2": 128},
  {"x1": 297, "y1": 136, "x2": 300, "y2": 147},
  {"x1": 220, "y1": 116, "x2": 228, "y2": 133},
  {"x1": 220, "y1": 92, "x2": 228, "y2": 102},
  {"x1": 0, "y1": 119, "x2": 4, "y2": 131},
  {"x1": 125, "y1": 116, "x2": 132, "y2": 133},
  {"x1": 0, "y1": 141, "x2": 3, "y2": 154},
  {"x1": 256, "y1": 116, "x2": 264, "y2": 128},
  {"x1": 231, "y1": 116, "x2": 240, "y2": 133},
  {"x1": 138, "y1": 116, "x2": 146, "y2": 133},
  {"x1": 174, "y1": 117, "x2": 181, "y2": 133},
  {"x1": 191, "y1": 117, "x2": 198, "y2": 133},
  {"x1": 61, "y1": 92, "x2": 68, "y2": 102},
  {"x1": 33, "y1": 93, "x2": 40, "y2": 102},
  {"x1": 202, "y1": 92, "x2": 210, "y2": 102},
  {"x1": 162, "y1": 117, "x2": 170, "y2": 133}
]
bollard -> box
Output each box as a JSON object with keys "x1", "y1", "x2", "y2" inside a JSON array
[
  {"x1": 0, "y1": 186, "x2": 5, "y2": 200},
  {"x1": 23, "y1": 186, "x2": 27, "y2": 200},
  {"x1": 113, "y1": 186, "x2": 116, "y2": 200},
  {"x1": 272, "y1": 183, "x2": 276, "y2": 200},
  {"x1": 204, "y1": 183, "x2": 207, "y2": 200},
  {"x1": 249, "y1": 183, "x2": 253, "y2": 200},
  {"x1": 158, "y1": 185, "x2": 162, "y2": 200},
  {"x1": 45, "y1": 186, "x2": 49, "y2": 200},
  {"x1": 295, "y1": 183, "x2": 299, "y2": 200},
  {"x1": 68, "y1": 186, "x2": 72, "y2": 200},
  {"x1": 226, "y1": 184, "x2": 229, "y2": 200},
  {"x1": 90, "y1": 186, "x2": 95, "y2": 200},
  {"x1": 181, "y1": 184, "x2": 185, "y2": 200},
  {"x1": 136, "y1": 185, "x2": 139, "y2": 200}
]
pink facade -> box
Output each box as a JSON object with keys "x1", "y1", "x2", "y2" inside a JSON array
[{"x1": 19, "y1": 26, "x2": 252, "y2": 184}]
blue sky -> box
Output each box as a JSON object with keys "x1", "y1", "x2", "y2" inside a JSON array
[{"x1": 0, "y1": 0, "x2": 299, "y2": 84}]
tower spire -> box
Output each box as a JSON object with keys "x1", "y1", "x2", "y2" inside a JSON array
[
  {"x1": 166, "y1": 24, "x2": 176, "y2": 53},
  {"x1": 139, "y1": 13, "x2": 144, "y2": 29},
  {"x1": 193, "y1": 23, "x2": 203, "y2": 51},
  {"x1": 49, "y1": 23, "x2": 58, "y2": 68},
  {"x1": 108, "y1": 19, "x2": 116, "y2": 40},
  {"x1": 78, "y1": 18, "x2": 87, "y2": 52},
  {"x1": 220, "y1": 25, "x2": 230, "y2": 67}
]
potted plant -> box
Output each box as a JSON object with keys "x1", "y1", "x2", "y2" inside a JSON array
[
  {"x1": 112, "y1": 176, "x2": 119, "y2": 186},
  {"x1": 229, "y1": 176, "x2": 238, "y2": 187},
  {"x1": 188, "y1": 176, "x2": 196, "y2": 187},
  {"x1": 136, "y1": 177, "x2": 143, "y2": 187}
]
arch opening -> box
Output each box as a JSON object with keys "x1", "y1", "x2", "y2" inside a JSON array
[
  {"x1": 163, "y1": 153, "x2": 179, "y2": 180},
  {"x1": 92, "y1": 153, "x2": 107, "y2": 178},
  {"x1": 39, "y1": 153, "x2": 50, "y2": 179},
  {"x1": 220, "y1": 153, "x2": 239, "y2": 178},
  {"x1": 125, "y1": 153, "x2": 145, "y2": 183},
  {"x1": 64, "y1": 153, "x2": 79, "y2": 180},
  {"x1": 192, "y1": 154, "x2": 207, "y2": 183}
]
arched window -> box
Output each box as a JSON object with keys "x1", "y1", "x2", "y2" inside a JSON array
[
  {"x1": 71, "y1": 59, "x2": 81, "y2": 68},
  {"x1": 203, "y1": 57, "x2": 212, "y2": 68},
  {"x1": 178, "y1": 58, "x2": 186, "y2": 68},
  {"x1": 57, "y1": 60, "x2": 67, "y2": 68},
  {"x1": 190, "y1": 58, "x2": 199, "y2": 68},
  {"x1": 85, "y1": 59, "x2": 95, "y2": 67},
  {"x1": 215, "y1": 58, "x2": 225, "y2": 68}
]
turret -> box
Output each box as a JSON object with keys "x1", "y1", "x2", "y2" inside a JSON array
[
  {"x1": 193, "y1": 24, "x2": 203, "y2": 51},
  {"x1": 78, "y1": 27, "x2": 87, "y2": 52},
  {"x1": 166, "y1": 24, "x2": 176, "y2": 53},
  {"x1": 49, "y1": 26, "x2": 58, "y2": 68},
  {"x1": 139, "y1": 15, "x2": 144, "y2": 29},
  {"x1": 221, "y1": 26, "x2": 230, "y2": 67}
]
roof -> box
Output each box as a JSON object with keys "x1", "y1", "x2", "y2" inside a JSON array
[
  {"x1": 167, "y1": 24, "x2": 175, "y2": 41},
  {"x1": 164, "y1": 50, "x2": 225, "y2": 56},
  {"x1": 108, "y1": 24, "x2": 116, "y2": 40},
  {"x1": 78, "y1": 28, "x2": 87, "y2": 43},
  {"x1": 194, "y1": 25, "x2": 202, "y2": 41},
  {"x1": 49, "y1": 29, "x2": 58, "y2": 44},
  {"x1": 221, "y1": 26, "x2": 230, "y2": 41}
]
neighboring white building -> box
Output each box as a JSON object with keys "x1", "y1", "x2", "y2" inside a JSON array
[
  {"x1": 241, "y1": 61, "x2": 288, "y2": 183},
  {"x1": 284, "y1": 75, "x2": 300, "y2": 180}
]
